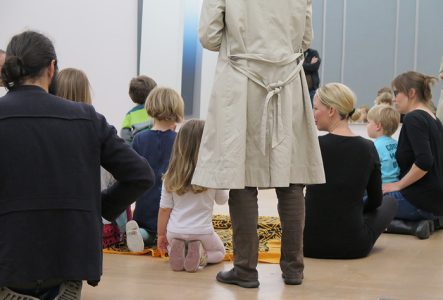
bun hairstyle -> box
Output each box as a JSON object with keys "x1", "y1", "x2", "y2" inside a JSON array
[
  {"x1": 391, "y1": 71, "x2": 437, "y2": 104},
  {"x1": 316, "y1": 82, "x2": 361, "y2": 122},
  {"x1": 375, "y1": 92, "x2": 393, "y2": 106},
  {"x1": 1, "y1": 31, "x2": 57, "y2": 90}
]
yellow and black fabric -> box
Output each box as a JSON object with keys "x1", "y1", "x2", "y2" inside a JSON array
[{"x1": 103, "y1": 214, "x2": 283, "y2": 264}]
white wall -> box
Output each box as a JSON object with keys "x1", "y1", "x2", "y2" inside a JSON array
[
  {"x1": 0, "y1": 0, "x2": 138, "y2": 128},
  {"x1": 139, "y1": 0, "x2": 184, "y2": 93}
]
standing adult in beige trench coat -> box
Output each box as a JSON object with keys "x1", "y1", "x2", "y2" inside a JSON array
[{"x1": 192, "y1": 0, "x2": 326, "y2": 288}]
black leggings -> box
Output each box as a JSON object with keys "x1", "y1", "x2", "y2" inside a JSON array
[
  {"x1": 364, "y1": 195, "x2": 398, "y2": 251},
  {"x1": 304, "y1": 195, "x2": 398, "y2": 259}
]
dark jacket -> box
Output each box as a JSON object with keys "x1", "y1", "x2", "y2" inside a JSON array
[
  {"x1": 303, "y1": 48, "x2": 321, "y2": 91},
  {"x1": 0, "y1": 85, "x2": 154, "y2": 286}
]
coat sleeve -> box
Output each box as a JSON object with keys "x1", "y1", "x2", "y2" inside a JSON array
[
  {"x1": 302, "y1": 0, "x2": 313, "y2": 51},
  {"x1": 199, "y1": 0, "x2": 226, "y2": 51},
  {"x1": 303, "y1": 50, "x2": 321, "y2": 73},
  {"x1": 96, "y1": 110, "x2": 155, "y2": 221}
]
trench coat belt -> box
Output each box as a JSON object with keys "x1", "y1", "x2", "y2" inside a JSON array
[{"x1": 228, "y1": 50, "x2": 305, "y2": 155}]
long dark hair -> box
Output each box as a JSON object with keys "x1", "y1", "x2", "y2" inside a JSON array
[{"x1": 1, "y1": 31, "x2": 57, "y2": 90}]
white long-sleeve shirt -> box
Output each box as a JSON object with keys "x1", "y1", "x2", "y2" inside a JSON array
[{"x1": 160, "y1": 185, "x2": 228, "y2": 234}]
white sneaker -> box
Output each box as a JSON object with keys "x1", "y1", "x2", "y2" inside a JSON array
[
  {"x1": 53, "y1": 281, "x2": 82, "y2": 300},
  {"x1": 0, "y1": 287, "x2": 39, "y2": 300},
  {"x1": 126, "y1": 220, "x2": 145, "y2": 252}
]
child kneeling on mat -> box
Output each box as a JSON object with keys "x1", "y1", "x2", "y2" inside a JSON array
[{"x1": 157, "y1": 119, "x2": 227, "y2": 272}]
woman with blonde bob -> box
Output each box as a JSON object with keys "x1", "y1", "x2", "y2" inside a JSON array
[
  {"x1": 304, "y1": 83, "x2": 398, "y2": 259},
  {"x1": 157, "y1": 119, "x2": 228, "y2": 273},
  {"x1": 56, "y1": 68, "x2": 92, "y2": 104}
]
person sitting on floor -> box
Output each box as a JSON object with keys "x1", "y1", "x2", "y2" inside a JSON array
[
  {"x1": 126, "y1": 87, "x2": 184, "y2": 252},
  {"x1": 383, "y1": 71, "x2": 443, "y2": 237},
  {"x1": 0, "y1": 30, "x2": 154, "y2": 299},
  {"x1": 120, "y1": 75, "x2": 157, "y2": 143},
  {"x1": 304, "y1": 83, "x2": 398, "y2": 259},
  {"x1": 157, "y1": 119, "x2": 228, "y2": 272}
]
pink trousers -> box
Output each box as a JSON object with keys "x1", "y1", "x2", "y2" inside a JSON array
[{"x1": 167, "y1": 231, "x2": 226, "y2": 263}]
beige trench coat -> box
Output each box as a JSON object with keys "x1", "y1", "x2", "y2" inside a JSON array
[{"x1": 192, "y1": 0, "x2": 325, "y2": 189}]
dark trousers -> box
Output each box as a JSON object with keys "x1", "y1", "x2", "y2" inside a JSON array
[
  {"x1": 364, "y1": 195, "x2": 398, "y2": 247},
  {"x1": 228, "y1": 185, "x2": 305, "y2": 280}
]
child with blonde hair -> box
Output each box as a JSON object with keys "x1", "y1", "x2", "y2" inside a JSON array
[
  {"x1": 126, "y1": 87, "x2": 184, "y2": 252},
  {"x1": 157, "y1": 119, "x2": 227, "y2": 272},
  {"x1": 366, "y1": 104, "x2": 401, "y2": 184},
  {"x1": 374, "y1": 92, "x2": 394, "y2": 106}
]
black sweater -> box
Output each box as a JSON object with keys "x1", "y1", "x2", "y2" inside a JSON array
[
  {"x1": 397, "y1": 110, "x2": 443, "y2": 215},
  {"x1": 304, "y1": 134, "x2": 382, "y2": 258}
]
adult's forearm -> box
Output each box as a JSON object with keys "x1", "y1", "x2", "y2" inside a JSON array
[{"x1": 398, "y1": 163, "x2": 428, "y2": 190}]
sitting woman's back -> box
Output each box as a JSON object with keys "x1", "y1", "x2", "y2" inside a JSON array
[
  {"x1": 304, "y1": 83, "x2": 398, "y2": 259},
  {"x1": 305, "y1": 134, "x2": 382, "y2": 258}
]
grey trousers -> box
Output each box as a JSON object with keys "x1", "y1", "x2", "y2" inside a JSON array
[{"x1": 228, "y1": 184, "x2": 305, "y2": 280}]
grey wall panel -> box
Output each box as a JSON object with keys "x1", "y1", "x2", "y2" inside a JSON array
[
  {"x1": 322, "y1": 0, "x2": 345, "y2": 84},
  {"x1": 311, "y1": 0, "x2": 324, "y2": 51},
  {"x1": 416, "y1": 0, "x2": 443, "y2": 102},
  {"x1": 307, "y1": 0, "x2": 443, "y2": 107},
  {"x1": 311, "y1": 0, "x2": 325, "y2": 82},
  {"x1": 343, "y1": 0, "x2": 397, "y2": 104}
]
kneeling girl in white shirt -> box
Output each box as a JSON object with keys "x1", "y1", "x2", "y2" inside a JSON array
[{"x1": 157, "y1": 119, "x2": 228, "y2": 272}]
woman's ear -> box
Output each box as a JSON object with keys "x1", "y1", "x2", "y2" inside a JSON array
[
  {"x1": 328, "y1": 106, "x2": 336, "y2": 118},
  {"x1": 408, "y1": 88, "x2": 417, "y2": 99}
]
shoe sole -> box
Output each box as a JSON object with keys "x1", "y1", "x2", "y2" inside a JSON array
[
  {"x1": 216, "y1": 273, "x2": 260, "y2": 288},
  {"x1": 282, "y1": 274, "x2": 303, "y2": 285},
  {"x1": 54, "y1": 281, "x2": 82, "y2": 300},
  {"x1": 126, "y1": 221, "x2": 145, "y2": 252},
  {"x1": 416, "y1": 221, "x2": 430, "y2": 240},
  {"x1": 0, "y1": 287, "x2": 40, "y2": 300},
  {"x1": 169, "y1": 239, "x2": 186, "y2": 271},
  {"x1": 184, "y1": 240, "x2": 201, "y2": 272}
]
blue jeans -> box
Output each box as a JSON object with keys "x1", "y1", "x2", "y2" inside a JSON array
[{"x1": 387, "y1": 191, "x2": 435, "y2": 221}]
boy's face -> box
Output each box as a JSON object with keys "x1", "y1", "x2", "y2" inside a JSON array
[{"x1": 366, "y1": 119, "x2": 381, "y2": 139}]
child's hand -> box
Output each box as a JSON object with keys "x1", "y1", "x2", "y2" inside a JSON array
[{"x1": 157, "y1": 235, "x2": 169, "y2": 254}]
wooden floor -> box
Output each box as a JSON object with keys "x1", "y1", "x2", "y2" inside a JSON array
[{"x1": 83, "y1": 189, "x2": 443, "y2": 299}]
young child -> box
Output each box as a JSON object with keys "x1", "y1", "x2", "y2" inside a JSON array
[
  {"x1": 57, "y1": 68, "x2": 131, "y2": 247},
  {"x1": 366, "y1": 104, "x2": 401, "y2": 184},
  {"x1": 120, "y1": 75, "x2": 157, "y2": 143},
  {"x1": 157, "y1": 119, "x2": 228, "y2": 272},
  {"x1": 126, "y1": 87, "x2": 184, "y2": 252}
]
